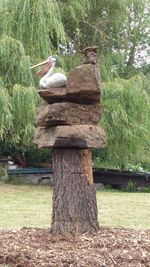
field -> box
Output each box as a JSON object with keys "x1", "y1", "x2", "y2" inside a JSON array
[
  {"x1": 0, "y1": 184, "x2": 150, "y2": 267},
  {"x1": 0, "y1": 184, "x2": 149, "y2": 229}
]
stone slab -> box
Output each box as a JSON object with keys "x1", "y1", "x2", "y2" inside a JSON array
[
  {"x1": 36, "y1": 102, "x2": 101, "y2": 127},
  {"x1": 66, "y1": 64, "x2": 101, "y2": 103},
  {"x1": 38, "y1": 87, "x2": 66, "y2": 104},
  {"x1": 34, "y1": 125, "x2": 106, "y2": 149}
]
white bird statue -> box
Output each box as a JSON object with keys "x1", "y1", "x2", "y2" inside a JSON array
[{"x1": 30, "y1": 55, "x2": 67, "y2": 89}]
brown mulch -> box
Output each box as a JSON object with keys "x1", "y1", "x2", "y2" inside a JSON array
[{"x1": 0, "y1": 227, "x2": 150, "y2": 267}]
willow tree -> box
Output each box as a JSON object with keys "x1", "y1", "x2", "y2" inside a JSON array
[
  {"x1": 0, "y1": 0, "x2": 66, "y2": 58},
  {"x1": 0, "y1": 0, "x2": 150, "y2": 166},
  {"x1": 59, "y1": 0, "x2": 150, "y2": 79},
  {"x1": 0, "y1": 0, "x2": 67, "y2": 159},
  {"x1": 93, "y1": 74, "x2": 150, "y2": 169},
  {"x1": 0, "y1": 35, "x2": 33, "y2": 88},
  {"x1": 0, "y1": 85, "x2": 13, "y2": 141},
  {"x1": 0, "y1": 0, "x2": 101, "y2": 158}
]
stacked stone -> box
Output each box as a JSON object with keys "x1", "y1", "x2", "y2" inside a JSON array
[
  {"x1": 34, "y1": 47, "x2": 106, "y2": 149},
  {"x1": 34, "y1": 47, "x2": 106, "y2": 234}
]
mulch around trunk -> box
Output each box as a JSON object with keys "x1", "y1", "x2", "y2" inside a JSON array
[{"x1": 0, "y1": 227, "x2": 149, "y2": 267}]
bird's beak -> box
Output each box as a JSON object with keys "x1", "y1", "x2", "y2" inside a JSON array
[
  {"x1": 30, "y1": 59, "x2": 49, "y2": 69},
  {"x1": 30, "y1": 59, "x2": 52, "y2": 77}
]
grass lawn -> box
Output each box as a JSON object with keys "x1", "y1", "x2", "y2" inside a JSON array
[{"x1": 0, "y1": 184, "x2": 149, "y2": 229}]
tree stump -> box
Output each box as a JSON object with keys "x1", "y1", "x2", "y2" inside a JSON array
[
  {"x1": 51, "y1": 149, "x2": 99, "y2": 234},
  {"x1": 34, "y1": 46, "x2": 106, "y2": 235}
]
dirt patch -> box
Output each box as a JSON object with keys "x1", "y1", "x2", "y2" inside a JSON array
[{"x1": 0, "y1": 227, "x2": 149, "y2": 267}]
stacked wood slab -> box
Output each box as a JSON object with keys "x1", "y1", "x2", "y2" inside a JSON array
[{"x1": 34, "y1": 51, "x2": 106, "y2": 149}]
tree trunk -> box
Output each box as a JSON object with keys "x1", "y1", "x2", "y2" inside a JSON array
[{"x1": 51, "y1": 148, "x2": 99, "y2": 235}]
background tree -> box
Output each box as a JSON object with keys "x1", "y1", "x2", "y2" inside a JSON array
[
  {"x1": 0, "y1": 0, "x2": 66, "y2": 164},
  {"x1": 59, "y1": 0, "x2": 150, "y2": 78},
  {"x1": 0, "y1": 0, "x2": 150, "y2": 170},
  {"x1": 94, "y1": 74, "x2": 150, "y2": 170}
]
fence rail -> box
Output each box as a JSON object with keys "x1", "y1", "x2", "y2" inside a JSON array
[{"x1": 6, "y1": 167, "x2": 150, "y2": 188}]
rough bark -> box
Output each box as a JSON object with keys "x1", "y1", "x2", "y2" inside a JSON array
[{"x1": 51, "y1": 149, "x2": 99, "y2": 235}]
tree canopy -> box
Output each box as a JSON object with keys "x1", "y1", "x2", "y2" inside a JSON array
[
  {"x1": 0, "y1": 0, "x2": 150, "y2": 169},
  {"x1": 97, "y1": 74, "x2": 150, "y2": 169}
]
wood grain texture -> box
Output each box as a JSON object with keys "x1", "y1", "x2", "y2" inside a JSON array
[
  {"x1": 36, "y1": 102, "x2": 101, "y2": 127},
  {"x1": 51, "y1": 149, "x2": 99, "y2": 235}
]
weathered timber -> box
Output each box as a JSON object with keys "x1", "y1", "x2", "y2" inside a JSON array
[
  {"x1": 36, "y1": 102, "x2": 101, "y2": 127},
  {"x1": 34, "y1": 46, "x2": 106, "y2": 235},
  {"x1": 38, "y1": 87, "x2": 67, "y2": 104},
  {"x1": 82, "y1": 46, "x2": 98, "y2": 64},
  {"x1": 34, "y1": 125, "x2": 106, "y2": 149},
  {"x1": 51, "y1": 149, "x2": 99, "y2": 235},
  {"x1": 66, "y1": 64, "x2": 100, "y2": 103}
]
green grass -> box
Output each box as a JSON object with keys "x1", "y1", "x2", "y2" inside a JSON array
[
  {"x1": 0, "y1": 185, "x2": 52, "y2": 229},
  {"x1": 0, "y1": 184, "x2": 149, "y2": 229},
  {"x1": 97, "y1": 191, "x2": 150, "y2": 229}
]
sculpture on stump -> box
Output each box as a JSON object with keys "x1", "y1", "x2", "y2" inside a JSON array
[{"x1": 32, "y1": 47, "x2": 106, "y2": 235}]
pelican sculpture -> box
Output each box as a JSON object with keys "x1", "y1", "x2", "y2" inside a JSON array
[{"x1": 30, "y1": 56, "x2": 67, "y2": 89}]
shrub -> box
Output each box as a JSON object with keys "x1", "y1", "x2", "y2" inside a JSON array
[{"x1": 126, "y1": 180, "x2": 137, "y2": 192}]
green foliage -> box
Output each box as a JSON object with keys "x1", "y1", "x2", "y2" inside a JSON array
[
  {"x1": 0, "y1": 0, "x2": 66, "y2": 58},
  {"x1": 3, "y1": 175, "x2": 25, "y2": 185},
  {"x1": 0, "y1": 164, "x2": 8, "y2": 183},
  {"x1": 0, "y1": 164, "x2": 5, "y2": 178},
  {"x1": 95, "y1": 74, "x2": 150, "y2": 168},
  {"x1": 10, "y1": 84, "x2": 39, "y2": 145},
  {"x1": 140, "y1": 187, "x2": 150, "y2": 193},
  {"x1": 0, "y1": 0, "x2": 150, "y2": 168},
  {"x1": 0, "y1": 35, "x2": 33, "y2": 88},
  {"x1": 0, "y1": 0, "x2": 68, "y2": 162},
  {"x1": 0, "y1": 85, "x2": 39, "y2": 147},
  {"x1": 125, "y1": 180, "x2": 137, "y2": 192},
  {"x1": 0, "y1": 87, "x2": 13, "y2": 140},
  {"x1": 59, "y1": 0, "x2": 96, "y2": 42},
  {"x1": 60, "y1": 0, "x2": 150, "y2": 76},
  {"x1": 62, "y1": 54, "x2": 84, "y2": 74},
  {"x1": 23, "y1": 147, "x2": 52, "y2": 167}
]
